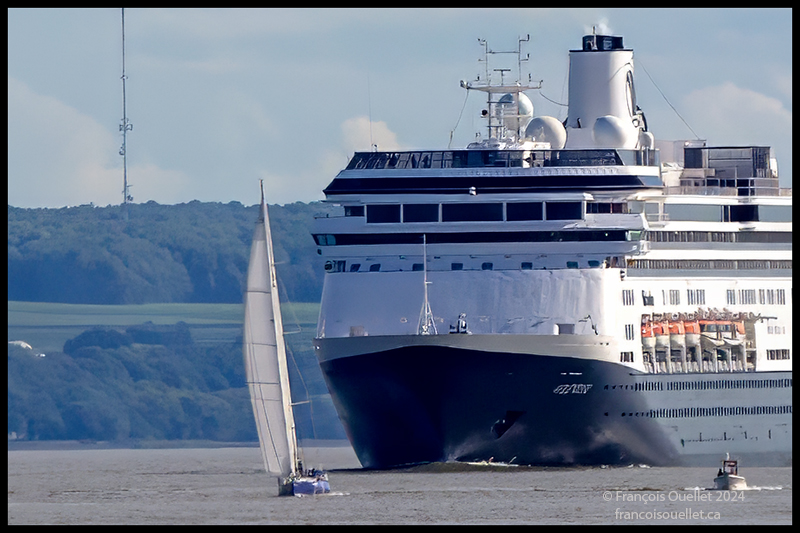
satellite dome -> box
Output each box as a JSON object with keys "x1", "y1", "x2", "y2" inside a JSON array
[
  {"x1": 497, "y1": 93, "x2": 533, "y2": 132},
  {"x1": 524, "y1": 116, "x2": 567, "y2": 149},
  {"x1": 592, "y1": 115, "x2": 637, "y2": 148}
]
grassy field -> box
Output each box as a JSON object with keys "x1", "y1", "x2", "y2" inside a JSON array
[{"x1": 7, "y1": 301, "x2": 320, "y2": 354}]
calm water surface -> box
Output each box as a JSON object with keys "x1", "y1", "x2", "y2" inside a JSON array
[{"x1": 7, "y1": 446, "x2": 791, "y2": 525}]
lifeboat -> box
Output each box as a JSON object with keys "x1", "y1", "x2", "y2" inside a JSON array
[
  {"x1": 668, "y1": 314, "x2": 686, "y2": 350},
  {"x1": 667, "y1": 314, "x2": 687, "y2": 372},
  {"x1": 684, "y1": 315, "x2": 701, "y2": 372},
  {"x1": 641, "y1": 318, "x2": 656, "y2": 351},
  {"x1": 684, "y1": 315, "x2": 701, "y2": 345},
  {"x1": 654, "y1": 319, "x2": 670, "y2": 350},
  {"x1": 723, "y1": 320, "x2": 747, "y2": 371},
  {"x1": 699, "y1": 318, "x2": 724, "y2": 372},
  {"x1": 700, "y1": 319, "x2": 724, "y2": 348}
]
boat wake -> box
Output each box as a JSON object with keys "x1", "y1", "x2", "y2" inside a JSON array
[
  {"x1": 295, "y1": 491, "x2": 350, "y2": 497},
  {"x1": 685, "y1": 486, "x2": 783, "y2": 491}
]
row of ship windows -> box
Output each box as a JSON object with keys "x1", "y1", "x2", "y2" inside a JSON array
[
  {"x1": 666, "y1": 377, "x2": 792, "y2": 390},
  {"x1": 604, "y1": 378, "x2": 793, "y2": 392},
  {"x1": 325, "y1": 259, "x2": 792, "y2": 275},
  {"x1": 629, "y1": 259, "x2": 792, "y2": 270},
  {"x1": 727, "y1": 289, "x2": 786, "y2": 306},
  {"x1": 345, "y1": 203, "x2": 792, "y2": 231},
  {"x1": 345, "y1": 149, "x2": 629, "y2": 170},
  {"x1": 767, "y1": 349, "x2": 791, "y2": 360},
  {"x1": 324, "y1": 256, "x2": 628, "y2": 273},
  {"x1": 648, "y1": 230, "x2": 791, "y2": 244},
  {"x1": 628, "y1": 259, "x2": 792, "y2": 270},
  {"x1": 623, "y1": 288, "x2": 787, "y2": 307},
  {"x1": 637, "y1": 405, "x2": 792, "y2": 419},
  {"x1": 353, "y1": 202, "x2": 589, "y2": 223}
]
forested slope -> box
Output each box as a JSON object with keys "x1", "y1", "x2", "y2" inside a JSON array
[
  {"x1": 8, "y1": 323, "x2": 344, "y2": 442},
  {"x1": 7, "y1": 200, "x2": 339, "y2": 305}
]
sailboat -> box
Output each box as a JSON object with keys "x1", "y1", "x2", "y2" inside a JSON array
[{"x1": 243, "y1": 182, "x2": 331, "y2": 497}]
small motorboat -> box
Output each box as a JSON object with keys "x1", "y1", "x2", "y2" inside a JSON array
[{"x1": 713, "y1": 455, "x2": 747, "y2": 490}]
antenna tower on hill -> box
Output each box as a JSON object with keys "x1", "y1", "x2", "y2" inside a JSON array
[{"x1": 119, "y1": 8, "x2": 134, "y2": 217}]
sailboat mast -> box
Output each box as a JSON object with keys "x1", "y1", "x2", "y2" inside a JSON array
[{"x1": 261, "y1": 184, "x2": 299, "y2": 477}]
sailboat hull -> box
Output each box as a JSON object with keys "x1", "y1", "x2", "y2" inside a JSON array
[{"x1": 293, "y1": 477, "x2": 331, "y2": 496}]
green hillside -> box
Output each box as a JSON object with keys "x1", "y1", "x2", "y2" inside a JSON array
[
  {"x1": 7, "y1": 301, "x2": 344, "y2": 444},
  {"x1": 7, "y1": 201, "x2": 344, "y2": 444},
  {"x1": 8, "y1": 201, "x2": 340, "y2": 305}
]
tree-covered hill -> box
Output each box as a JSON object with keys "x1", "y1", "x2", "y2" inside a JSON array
[
  {"x1": 8, "y1": 323, "x2": 345, "y2": 443},
  {"x1": 7, "y1": 200, "x2": 340, "y2": 305}
]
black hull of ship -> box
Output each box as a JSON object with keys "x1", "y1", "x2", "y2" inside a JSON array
[{"x1": 315, "y1": 339, "x2": 792, "y2": 469}]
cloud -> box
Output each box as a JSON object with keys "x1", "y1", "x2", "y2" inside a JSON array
[
  {"x1": 682, "y1": 81, "x2": 792, "y2": 186},
  {"x1": 683, "y1": 82, "x2": 791, "y2": 137},
  {"x1": 7, "y1": 76, "x2": 191, "y2": 208},
  {"x1": 256, "y1": 168, "x2": 327, "y2": 206},
  {"x1": 340, "y1": 116, "x2": 404, "y2": 154},
  {"x1": 772, "y1": 72, "x2": 792, "y2": 104},
  {"x1": 8, "y1": 76, "x2": 120, "y2": 207},
  {"x1": 248, "y1": 116, "x2": 406, "y2": 206}
]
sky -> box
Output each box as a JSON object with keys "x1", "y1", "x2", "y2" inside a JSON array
[{"x1": 8, "y1": 8, "x2": 792, "y2": 208}]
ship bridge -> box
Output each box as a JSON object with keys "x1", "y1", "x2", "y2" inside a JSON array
[{"x1": 323, "y1": 148, "x2": 661, "y2": 197}]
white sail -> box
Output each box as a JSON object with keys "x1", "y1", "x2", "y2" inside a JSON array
[{"x1": 243, "y1": 186, "x2": 298, "y2": 481}]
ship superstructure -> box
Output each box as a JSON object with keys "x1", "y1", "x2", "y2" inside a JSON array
[{"x1": 311, "y1": 33, "x2": 792, "y2": 468}]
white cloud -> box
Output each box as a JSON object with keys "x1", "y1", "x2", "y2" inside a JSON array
[
  {"x1": 256, "y1": 168, "x2": 326, "y2": 206},
  {"x1": 8, "y1": 76, "x2": 121, "y2": 207},
  {"x1": 682, "y1": 82, "x2": 792, "y2": 182},
  {"x1": 248, "y1": 116, "x2": 406, "y2": 206},
  {"x1": 340, "y1": 116, "x2": 404, "y2": 154},
  {"x1": 683, "y1": 82, "x2": 791, "y2": 138},
  {"x1": 772, "y1": 72, "x2": 792, "y2": 104},
  {"x1": 7, "y1": 76, "x2": 192, "y2": 208}
]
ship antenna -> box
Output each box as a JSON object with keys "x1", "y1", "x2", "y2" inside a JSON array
[
  {"x1": 367, "y1": 69, "x2": 375, "y2": 151},
  {"x1": 119, "y1": 8, "x2": 134, "y2": 219},
  {"x1": 466, "y1": 36, "x2": 540, "y2": 142},
  {"x1": 418, "y1": 234, "x2": 437, "y2": 335}
]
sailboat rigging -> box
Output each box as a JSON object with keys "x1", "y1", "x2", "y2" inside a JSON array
[{"x1": 243, "y1": 181, "x2": 330, "y2": 496}]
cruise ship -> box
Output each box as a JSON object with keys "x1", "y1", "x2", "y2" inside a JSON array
[{"x1": 310, "y1": 33, "x2": 792, "y2": 468}]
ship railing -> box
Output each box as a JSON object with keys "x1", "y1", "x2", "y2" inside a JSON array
[
  {"x1": 664, "y1": 185, "x2": 792, "y2": 197},
  {"x1": 644, "y1": 212, "x2": 670, "y2": 224},
  {"x1": 664, "y1": 186, "x2": 738, "y2": 196}
]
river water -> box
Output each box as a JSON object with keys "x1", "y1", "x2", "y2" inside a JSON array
[{"x1": 7, "y1": 445, "x2": 791, "y2": 524}]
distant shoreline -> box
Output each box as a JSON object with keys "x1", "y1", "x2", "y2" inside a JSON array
[{"x1": 7, "y1": 439, "x2": 351, "y2": 452}]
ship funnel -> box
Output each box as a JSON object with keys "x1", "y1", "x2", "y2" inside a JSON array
[{"x1": 565, "y1": 34, "x2": 645, "y2": 150}]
